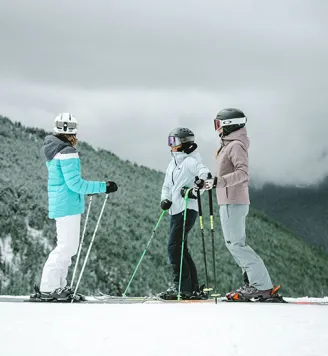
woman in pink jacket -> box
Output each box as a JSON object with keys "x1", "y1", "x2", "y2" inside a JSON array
[{"x1": 205, "y1": 108, "x2": 274, "y2": 301}]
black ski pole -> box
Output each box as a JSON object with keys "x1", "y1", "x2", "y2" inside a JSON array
[
  {"x1": 195, "y1": 176, "x2": 209, "y2": 288},
  {"x1": 207, "y1": 173, "x2": 217, "y2": 293}
]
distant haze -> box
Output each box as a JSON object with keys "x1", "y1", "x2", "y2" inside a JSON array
[{"x1": 1, "y1": 0, "x2": 328, "y2": 185}]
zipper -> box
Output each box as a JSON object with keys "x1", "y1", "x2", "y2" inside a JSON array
[
  {"x1": 171, "y1": 155, "x2": 178, "y2": 185},
  {"x1": 169, "y1": 155, "x2": 178, "y2": 216}
]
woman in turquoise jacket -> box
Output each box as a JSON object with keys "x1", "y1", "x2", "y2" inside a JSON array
[{"x1": 38, "y1": 113, "x2": 118, "y2": 301}]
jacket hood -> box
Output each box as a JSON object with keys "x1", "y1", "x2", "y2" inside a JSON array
[
  {"x1": 222, "y1": 127, "x2": 250, "y2": 149},
  {"x1": 43, "y1": 135, "x2": 72, "y2": 161}
]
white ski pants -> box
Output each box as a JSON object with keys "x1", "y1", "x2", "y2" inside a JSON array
[
  {"x1": 220, "y1": 204, "x2": 272, "y2": 290},
  {"x1": 40, "y1": 214, "x2": 81, "y2": 292}
]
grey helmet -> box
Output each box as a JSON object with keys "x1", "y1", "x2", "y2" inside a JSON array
[
  {"x1": 168, "y1": 127, "x2": 197, "y2": 154},
  {"x1": 214, "y1": 108, "x2": 247, "y2": 136}
]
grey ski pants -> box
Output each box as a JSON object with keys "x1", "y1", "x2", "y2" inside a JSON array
[{"x1": 219, "y1": 204, "x2": 272, "y2": 290}]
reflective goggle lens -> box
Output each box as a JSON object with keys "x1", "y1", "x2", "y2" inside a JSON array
[
  {"x1": 214, "y1": 119, "x2": 221, "y2": 131},
  {"x1": 56, "y1": 121, "x2": 77, "y2": 131},
  {"x1": 168, "y1": 136, "x2": 181, "y2": 147},
  {"x1": 57, "y1": 121, "x2": 77, "y2": 129}
]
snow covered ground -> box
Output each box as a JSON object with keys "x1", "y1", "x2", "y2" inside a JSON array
[{"x1": 1, "y1": 300, "x2": 328, "y2": 356}]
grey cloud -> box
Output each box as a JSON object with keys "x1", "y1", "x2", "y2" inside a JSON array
[
  {"x1": 0, "y1": 0, "x2": 328, "y2": 186},
  {"x1": 1, "y1": 0, "x2": 327, "y2": 91}
]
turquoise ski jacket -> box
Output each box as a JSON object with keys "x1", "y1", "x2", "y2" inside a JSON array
[{"x1": 43, "y1": 135, "x2": 106, "y2": 219}]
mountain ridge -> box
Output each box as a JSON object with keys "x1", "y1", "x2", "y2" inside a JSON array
[{"x1": 1, "y1": 115, "x2": 327, "y2": 297}]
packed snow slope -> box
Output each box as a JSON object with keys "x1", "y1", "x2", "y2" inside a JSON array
[{"x1": 1, "y1": 301, "x2": 328, "y2": 356}]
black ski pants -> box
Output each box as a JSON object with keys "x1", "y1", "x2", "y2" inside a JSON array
[{"x1": 168, "y1": 209, "x2": 199, "y2": 293}]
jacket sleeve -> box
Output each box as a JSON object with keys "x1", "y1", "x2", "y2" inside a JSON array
[
  {"x1": 161, "y1": 166, "x2": 173, "y2": 201},
  {"x1": 217, "y1": 142, "x2": 249, "y2": 188},
  {"x1": 187, "y1": 157, "x2": 211, "y2": 181},
  {"x1": 59, "y1": 152, "x2": 106, "y2": 195}
]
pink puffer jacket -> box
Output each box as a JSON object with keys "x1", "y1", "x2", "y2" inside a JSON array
[{"x1": 215, "y1": 127, "x2": 250, "y2": 205}]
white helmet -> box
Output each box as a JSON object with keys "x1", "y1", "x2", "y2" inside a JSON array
[{"x1": 53, "y1": 113, "x2": 78, "y2": 135}]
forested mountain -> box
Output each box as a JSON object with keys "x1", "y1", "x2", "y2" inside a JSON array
[
  {"x1": 250, "y1": 182, "x2": 328, "y2": 251},
  {"x1": 1, "y1": 116, "x2": 327, "y2": 297}
]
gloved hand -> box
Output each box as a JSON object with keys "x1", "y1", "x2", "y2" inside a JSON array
[
  {"x1": 161, "y1": 199, "x2": 172, "y2": 210},
  {"x1": 194, "y1": 178, "x2": 205, "y2": 190},
  {"x1": 204, "y1": 177, "x2": 218, "y2": 190},
  {"x1": 180, "y1": 187, "x2": 197, "y2": 199},
  {"x1": 106, "y1": 181, "x2": 118, "y2": 194}
]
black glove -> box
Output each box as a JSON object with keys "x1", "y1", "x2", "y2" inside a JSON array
[
  {"x1": 180, "y1": 187, "x2": 197, "y2": 199},
  {"x1": 106, "y1": 181, "x2": 118, "y2": 194},
  {"x1": 194, "y1": 177, "x2": 205, "y2": 190},
  {"x1": 161, "y1": 199, "x2": 172, "y2": 210}
]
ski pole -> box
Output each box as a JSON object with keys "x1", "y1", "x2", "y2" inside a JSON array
[
  {"x1": 195, "y1": 177, "x2": 209, "y2": 288},
  {"x1": 207, "y1": 173, "x2": 217, "y2": 293},
  {"x1": 71, "y1": 194, "x2": 109, "y2": 302},
  {"x1": 70, "y1": 195, "x2": 93, "y2": 289},
  {"x1": 177, "y1": 190, "x2": 190, "y2": 301},
  {"x1": 122, "y1": 210, "x2": 167, "y2": 297}
]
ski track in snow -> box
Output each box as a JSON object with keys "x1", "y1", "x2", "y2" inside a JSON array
[{"x1": 1, "y1": 302, "x2": 328, "y2": 356}]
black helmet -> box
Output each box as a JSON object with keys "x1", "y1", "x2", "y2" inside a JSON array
[
  {"x1": 214, "y1": 108, "x2": 247, "y2": 136},
  {"x1": 168, "y1": 127, "x2": 197, "y2": 154}
]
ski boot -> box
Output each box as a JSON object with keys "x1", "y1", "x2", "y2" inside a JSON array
[
  {"x1": 30, "y1": 285, "x2": 85, "y2": 302},
  {"x1": 225, "y1": 285, "x2": 283, "y2": 302},
  {"x1": 158, "y1": 286, "x2": 191, "y2": 300},
  {"x1": 190, "y1": 284, "x2": 209, "y2": 300}
]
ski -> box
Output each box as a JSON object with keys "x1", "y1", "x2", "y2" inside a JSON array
[
  {"x1": 219, "y1": 297, "x2": 328, "y2": 305},
  {"x1": 0, "y1": 295, "x2": 217, "y2": 304},
  {"x1": 0, "y1": 295, "x2": 156, "y2": 304},
  {"x1": 97, "y1": 294, "x2": 217, "y2": 303}
]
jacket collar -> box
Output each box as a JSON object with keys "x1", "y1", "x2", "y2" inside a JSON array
[{"x1": 171, "y1": 151, "x2": 188, "y2": 165}]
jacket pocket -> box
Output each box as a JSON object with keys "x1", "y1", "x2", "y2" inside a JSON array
[{"x1": 225, "y1": 187, "x2": 228, "y2": 199}]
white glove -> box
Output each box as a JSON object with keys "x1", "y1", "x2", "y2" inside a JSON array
[{"x1": 204, "y1": 177, "x2": 217, "y2": 190}]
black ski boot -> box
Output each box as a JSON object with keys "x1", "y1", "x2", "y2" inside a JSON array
[
  {"x1": 158, "y1": 286, "x2": 191, "y2": 300},
  {"x1": 191, "y1": 284, "x2": 209, "y2": 300},
  {"x1": 30, "y1": 285, "x2": 85, "y2": 302}
]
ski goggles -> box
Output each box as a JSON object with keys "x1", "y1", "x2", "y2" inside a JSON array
[
  {"x1": 168, "y1": 135, "x2": 194, "y2": 147},
  {"x1": 56, "y1": 121, "x2": 78, "y2": 132},
  {"x1": 168, "y1": 136, "x2": 182, "y2": 147},
  {"x1": 214, "y1": 119, "x2": 222, "y2": 131},
  {"x1": 214, "y1": 117, "x2": 247, "y2": 131}
]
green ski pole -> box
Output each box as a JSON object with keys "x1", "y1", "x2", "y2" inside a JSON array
[
  {"x1": 177, "y1": 190, "x2": 190, "y2": 301},
  {"x1": 122, "y1": 210, "x2": 166, "y2": 297}
]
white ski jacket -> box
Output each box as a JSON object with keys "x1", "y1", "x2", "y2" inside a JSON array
[{"x1": 161, "y1": 151, "x2": 211, "y2": 215}]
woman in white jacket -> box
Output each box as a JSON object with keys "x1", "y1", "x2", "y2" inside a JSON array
[{"x1": 160, "y1": 127, "x2": 211, "y2": 300}]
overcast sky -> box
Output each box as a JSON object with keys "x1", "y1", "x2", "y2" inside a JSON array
[{"x1": 1, "y1": 0, "x2": 327, "y2": 186}]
